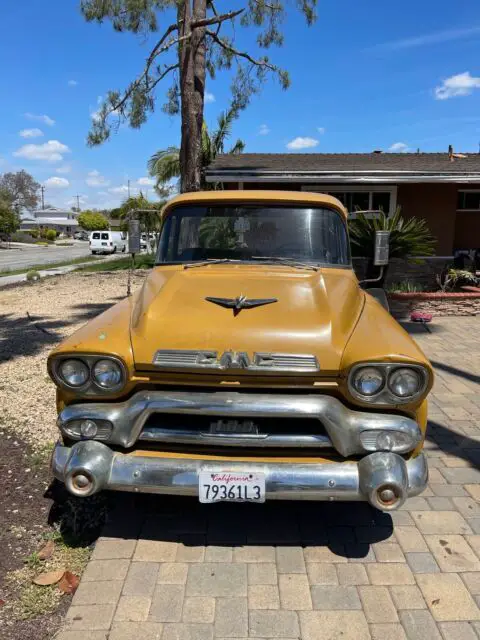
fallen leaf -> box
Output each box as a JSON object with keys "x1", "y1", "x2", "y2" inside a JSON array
[
  {"x1": 0, "y1": 599, "x2": 5, "y2": 607},
  {"x1": 58, "y1": 571, "x2": 80, "y2": 595},
  {"x1": 33, "y1": 569, "x2": 66, "y2": 586},
  {"x1": 432, "y1": 599, "x2": 440, "y2": 606},
  {"x1": 37, "y1": 540, "x2": 55, "y2": 560}
]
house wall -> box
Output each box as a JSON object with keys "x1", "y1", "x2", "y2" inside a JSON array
[
  {"x1": 455, "y1": 211, "x2": 480, "y2": 250},
  {"x1": 396, "y1": 184, "x2": 457, "y2": 255}
]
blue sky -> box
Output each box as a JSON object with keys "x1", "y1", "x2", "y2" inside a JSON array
[{"x1": 1, "y1": 0, "x2": 480, "y2": 210}]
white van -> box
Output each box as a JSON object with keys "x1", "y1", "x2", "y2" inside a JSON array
[{"x1": 89, "y1": 231, "x2": 127, "y2": 254}]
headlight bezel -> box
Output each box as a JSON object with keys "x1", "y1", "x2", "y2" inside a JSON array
[
  {"x1": 348, "y1": 362, "x2": 429, "y2": 405},
  {"x1": 50, "y1": 354, "x2": 127, "y2": 395}
]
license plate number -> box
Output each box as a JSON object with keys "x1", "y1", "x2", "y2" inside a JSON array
[{"x1": 199, "y1": 471, "x2": 265, "y2": 503}]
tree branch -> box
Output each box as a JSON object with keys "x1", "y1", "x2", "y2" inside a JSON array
[
  {"x1": 206, "y1": 29, "x2": 278, "y2": 71},
  {"x1": 252, "y1": 0, "x2": 282, "y2": 10},
  {"x1": 191, "y1": 9, "x2": 244, "y2": 29}
]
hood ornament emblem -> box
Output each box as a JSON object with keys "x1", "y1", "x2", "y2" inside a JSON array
[{"x1": 205, "y1": 295, "x2": 277, "y2": 315}]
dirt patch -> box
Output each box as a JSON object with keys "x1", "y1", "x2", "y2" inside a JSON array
[{"x1": 0, "y1": 432, "x2": 62, "y2": 640}]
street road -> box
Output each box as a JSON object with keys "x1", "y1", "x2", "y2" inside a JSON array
[{"x1": 0, "y1": 242, "x2": 92, "y2": 272}]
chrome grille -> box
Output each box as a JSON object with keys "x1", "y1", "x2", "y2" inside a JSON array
[{"x1": 152, "y1": 349, "x2": 319, "y2": 372}]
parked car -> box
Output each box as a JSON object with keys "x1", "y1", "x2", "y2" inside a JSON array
[
  {"x1": 89, "y1": 230, "x2": 126, "y2": 254},
  {"x1": 74, "y1": 231, "x2": 89, "y2": 241},
  {"x1": 48, "y1": 190, "x2": 432, "y2": 512}
]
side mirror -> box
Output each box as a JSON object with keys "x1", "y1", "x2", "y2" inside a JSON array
[
  {"x1": 374, "y1": 230, "x2": 390, "y2": 266},
  {"x1": 128, "y1": 219, "x2": 141, "y2": 255}
]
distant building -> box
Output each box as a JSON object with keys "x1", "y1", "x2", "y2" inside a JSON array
[{"x1": 20, "y1": 207, "x2": 80, "y2": 234}]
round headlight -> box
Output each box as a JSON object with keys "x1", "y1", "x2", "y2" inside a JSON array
[
  {"x1": 352, "y1": 366, "x2": 384, "y2": 397},
  {"x1": 93, "y1": 359, "x2": 123, "y2": 389},
  {"x1": 59, "y1": 359, "x2": 89, "y2": 387},
  {"x1": 388, "y1": 368, "x2": 422, "y2": 398}
]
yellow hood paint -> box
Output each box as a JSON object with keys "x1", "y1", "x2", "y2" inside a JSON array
[{"x1": 131, "y1": 265, "x2": 364, "y2": 375}]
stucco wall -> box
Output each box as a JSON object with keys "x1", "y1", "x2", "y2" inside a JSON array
[
  {"x1": 455, "y1": 210, "x2": 480, "y2": 250},
  {"x1": 396, "y1": 183, "x2": 457, "y2": 255}
]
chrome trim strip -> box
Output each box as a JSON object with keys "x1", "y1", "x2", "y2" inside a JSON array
[
  {"x1": 51, "y1": 440, "x2": 428, "y2": 511},
  {"x1": 57, "y1": 390, "x2": 423, "y2": 457},
  {"x1": 139, "y1": 427, "x2": 333, "y2": 448}
]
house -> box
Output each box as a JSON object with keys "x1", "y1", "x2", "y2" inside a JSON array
[
  {"x1": 205, "y1": 151, "x2": 480, "y2": 255},
  {"x1": 20, "y1": 207, "x2": 79, "y2": 234}
]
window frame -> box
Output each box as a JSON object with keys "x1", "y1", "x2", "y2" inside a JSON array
[
  {"x1": 301, "y1": 185, "x2": 397, "y2": 218},
  {"x1": 457, "y1": 189, "x2": 480, "y2": 212}
]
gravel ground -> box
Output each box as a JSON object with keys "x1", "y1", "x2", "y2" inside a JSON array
[{"x1": 0, "y1": 271, "x2": 145, "y2": 447}]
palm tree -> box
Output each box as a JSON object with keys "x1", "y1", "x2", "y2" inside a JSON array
[{"x1": 148, "y1": 105, "x2": 245, "y2": 194}]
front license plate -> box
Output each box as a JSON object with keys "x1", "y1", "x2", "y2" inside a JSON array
[{"x1": 199, "y1": 471, "x2": 266, "y2": 503}]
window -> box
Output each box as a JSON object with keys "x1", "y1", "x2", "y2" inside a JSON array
[
  {"x1": 158, "y1": 205, "x2": 350, "y2": 266},
  {"x1": 302, "y1": 186, "x2": 397, "y2": 217},
  {"x1": 101, "y1": 232, "x2": 109, "y2": 240},
  {"x1": 458, "y1": 190, "x2": 480, "y2": 210},
  {"x1": 92, "y1": 232, "x2": 100, "y2": 239}
]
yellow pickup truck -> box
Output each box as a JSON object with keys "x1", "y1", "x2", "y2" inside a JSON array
[{"x1": 48, "y1": 190, "x2": 432, "y2": 511}]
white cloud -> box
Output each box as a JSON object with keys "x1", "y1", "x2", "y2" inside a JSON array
[
  {"x1": 68, "y1": 80, "x2": 78, "y2": 87},
  {"x1": 44, "y1": 176, "x2": 70, "y2": 189},
  {"x1": 258, "y1": 124, "x2": 270, "y2": 135},
  {"x1": 137, "y1": 176, "x2": 155, "y2": 186},
  {"x1": 56, "y1": 165, "x2": 71, "y2": 174},
  {"x1": 286, "y1": 136, "x2": 319, "y2": 150},
  {"x1": 13, "y1": 140, "x2": 70, "y2": 163},
  {"x1": 108, "y1": 185, "x2": 130, "y2": 195},
  {"x1": 86, "y1": 169, "x2": 110, "y2": 187},
  {"x1": 388, "y1": 142, "x2": 410, "y2": 153},
  {"x1": 434, "y1": 71, "x2": 480, "y2": 100},
  {"x1": 317, "y1": 127, "x2": 326, "y2": 134},
  {"x1": 24, "y1": 112, "x2": 55, "y2": 126},
  {"x1": 19, "y1": 128, "x2": 43, "y2": 139},
  {"x1": 376, "y1": 26, "x2": 480, "y2": 52},
  {"x1": 205, "y1": 92, "x2": 215, "y2": 104}
]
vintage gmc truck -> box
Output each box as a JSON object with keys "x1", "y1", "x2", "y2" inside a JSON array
[{"x1": 49, "y1": 190, "x2": 432, "y2": 511}]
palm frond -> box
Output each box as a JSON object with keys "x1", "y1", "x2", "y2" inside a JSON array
[
  {"x1": 228, "y1": 139, "x2": 246, "y2": 155},
  {"x1": 349, "y1": 206, "x2": 436, "y2": 259}
]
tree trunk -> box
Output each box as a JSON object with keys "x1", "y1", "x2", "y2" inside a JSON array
[{"x1": 178, "y1": 0, "x2": 207, "y2": 193}]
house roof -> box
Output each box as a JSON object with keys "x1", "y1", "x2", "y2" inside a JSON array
[{"x1": 206, "y1": 152, "x2": 480, "y2": 184}]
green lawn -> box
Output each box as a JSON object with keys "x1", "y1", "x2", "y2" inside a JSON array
[
  {"x1": 0, "y1": 255, "x2": 103, "y2": 277},
  {"x1": 80, "y1": 253, "x2": 155, "y2": 272}
]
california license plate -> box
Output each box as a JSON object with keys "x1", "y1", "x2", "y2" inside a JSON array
[{"x1": 198, "y1": 471, "x2": 266, "y2": 503}]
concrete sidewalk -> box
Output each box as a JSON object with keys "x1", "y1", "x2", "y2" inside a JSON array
[{"x1": 56, "y1": 317, "x2": 480, "y2": 640}]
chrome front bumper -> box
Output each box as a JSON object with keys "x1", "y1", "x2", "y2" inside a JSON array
[
  {"x1": 51, "y1": 440, "x2": 428, "y2": 511},
  {"x1": 57, "y1": 390, "x2": 423, "y2": 457}
]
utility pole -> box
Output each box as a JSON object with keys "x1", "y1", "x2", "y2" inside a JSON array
[
  {"x1": 40, "y1": 185, "x2": 45, "y2": 210},
  {"x1": 127, "y1": 179, "x2": 131, "y2": 199},
  {"x1": 75, "y1": 195, "x2": 81, "y2": 211}
]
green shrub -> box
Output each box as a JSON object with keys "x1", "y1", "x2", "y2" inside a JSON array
[
  {"x1": 29, "y1": 229, "x2": 39, "y2": 239},
  {"x1": 439, "y1": 268, "x2": 480, "y2": 292},
  {"x1": 10, "y1": 231, "x2": 37, "y2": 244},
  {"x1": 26, "y1": 270, "x2": 41, "y2": 282},
  {"x1": 387, "y1": 281, "x2": 425, "y2": 293},
  {"x1": 45, "y1": 229, "x2": 57, "y2": 242}
]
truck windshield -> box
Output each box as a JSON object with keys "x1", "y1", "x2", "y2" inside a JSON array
[{"x1": 157, "y1": 205, "x2": 350, "y2": 266}]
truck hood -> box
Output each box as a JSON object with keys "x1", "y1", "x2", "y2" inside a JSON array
[{"x1": 130, "y1": 265, "x2": 364, "y2": 375}]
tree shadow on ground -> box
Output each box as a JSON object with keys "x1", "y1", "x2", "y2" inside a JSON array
[
  {"x1": 0, "y1": 296, "x2": 126, "y2": 363},
  {"x1": 92, "y1": 492, "x2": 393, "y2": 559},
  {"x1": 398, "y1": 320, "x2": 448, "y2": 335},
  {"x1": 430, "y1": 360, "x2": 480, "y2": 385}
]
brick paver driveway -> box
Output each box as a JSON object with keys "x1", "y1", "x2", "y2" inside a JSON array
[{"x1": 57, "y1": 316, "x2": 480, "y2": 640}]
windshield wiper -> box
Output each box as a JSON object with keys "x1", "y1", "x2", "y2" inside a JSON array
[
  {"x1": 251, "y1": 256, "x2": 319, "y2": 271},
  {"x1": 183, "y1": 259, "x2": 241, "y2": 270}
]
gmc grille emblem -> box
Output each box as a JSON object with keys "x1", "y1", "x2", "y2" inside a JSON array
[{"x1": 152, "y1": 350, "x2": 320, "y2": 372}]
